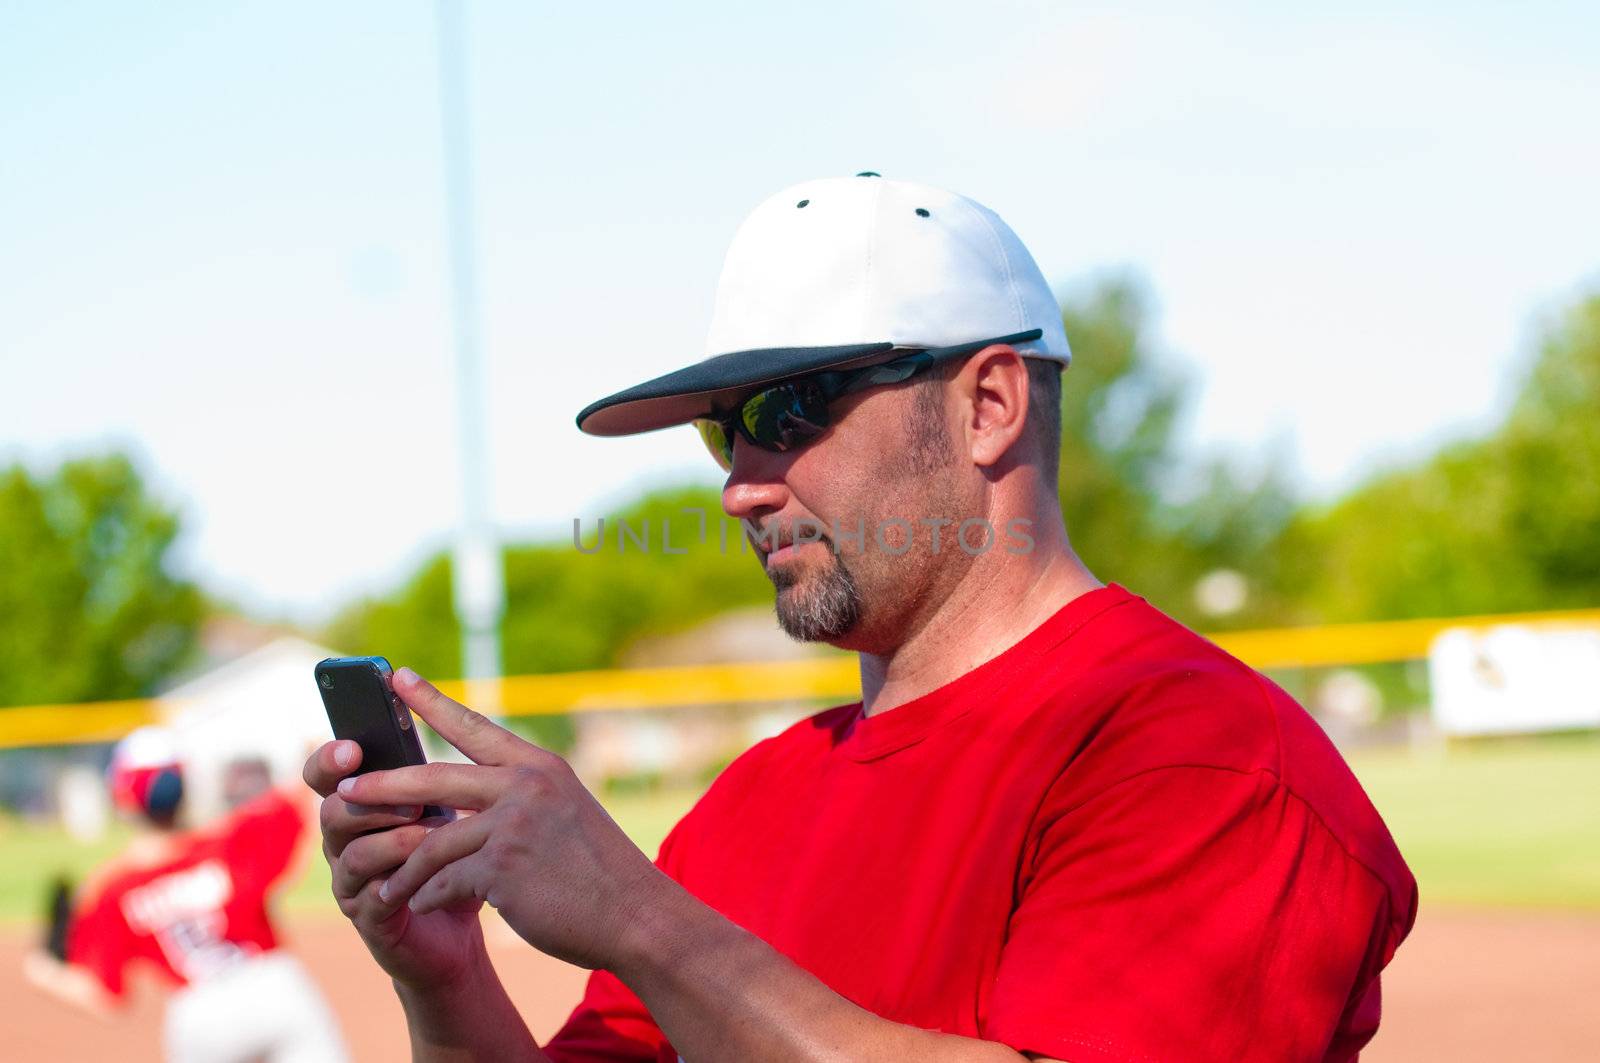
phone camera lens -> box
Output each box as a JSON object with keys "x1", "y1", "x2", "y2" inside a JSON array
[{"x1": 319, "y1": 673, "x2": 334, "y2": 690}]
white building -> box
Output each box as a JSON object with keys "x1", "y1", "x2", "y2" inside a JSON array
[{"x1": 156, "y1": 636, "x2": 339, "y2": 823}]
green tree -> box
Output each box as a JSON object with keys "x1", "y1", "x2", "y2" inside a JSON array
[
  {"x1": 1498, "y1": 294, "x2": 1600, "y2": 607},
  {"x1": 325, "y1": 485, "x2": 772, "y2": 676},
  {"x1": 0, "y1": 453, "x2": 203, "y2": 706},
  {"x1": 1282, "y1": 291, "x2": 1600, "y2": 621},
  {"x1": 1055, "y1": 276, "x2": 1298, "y2": 628}
]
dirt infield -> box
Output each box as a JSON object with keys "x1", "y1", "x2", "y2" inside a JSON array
[
  {"x1": 1363, "y1": 907, "x2": 1600, "y2": 1061},
  {"x1": 3, "y1": 907, "x2": 1595, "y2": 1060}
]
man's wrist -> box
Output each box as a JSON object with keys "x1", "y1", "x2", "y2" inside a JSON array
[
  {"x1": 392, "y1": 962, "x2": 484, "y2": 1018},
  {"x1": 610, "y1": 871, "x2": 740, "y2": 995},
  {"x1": 393, "y1": 944, "x2": 542, "y2": 1062}
]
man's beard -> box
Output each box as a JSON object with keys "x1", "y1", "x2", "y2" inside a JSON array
[{"x1": 768, "y1": 548, "x2": 863, "y2": 642}]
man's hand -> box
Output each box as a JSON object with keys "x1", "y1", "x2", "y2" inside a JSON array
[
  {"x1": 302, "y1": 732, "x2": 490, "y2": 992},
  {"x1": 333, "y1": 667, "x2": 671, "y2": 972}
]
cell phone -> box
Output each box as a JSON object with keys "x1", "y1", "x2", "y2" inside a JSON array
[{"x1": 313, "y1": 656, "x2": 450, "y2": 820}]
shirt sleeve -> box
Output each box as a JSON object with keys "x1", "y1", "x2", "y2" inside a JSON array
[
  {"x1": 541, "y1": 819, "x2": 688, "y2": 1063},
  {"x1": 64, "y1": 887, "x2": 131, "y2": 999},
  {"x1": 982, "y1": 765, "x2": 1404, "y2": 1063},
  {"x1": 224, "y1": 788, "x2": 306, "y2": 895}
]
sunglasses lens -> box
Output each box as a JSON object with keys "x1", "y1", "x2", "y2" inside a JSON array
[
  {"x1": 697, "y1": 380, "x2": 832, "y2": 470},
  {"x1": 694, "y1": 418, "x2": 734, "y2": 472},
  {"x1": 741, "y1": 380, "x2": 830, "y2": 451}
]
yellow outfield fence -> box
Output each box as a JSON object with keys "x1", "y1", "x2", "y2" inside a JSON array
[
  {"x1": 1207, "y1": 605, "x2": 1600, "y2": 668},
  {"x1": 0, "y1": 697, "x2": 169, "y2": 751},
  {"x1": 4, "y1": 604, "x2": 1600, "y2": 751}
]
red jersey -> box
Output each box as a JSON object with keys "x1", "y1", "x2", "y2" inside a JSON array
[
  {"x1": 66, "y1": 788, "x2": 305, "y2": 998},
  {"x1": 545, "y1": 584, "x2": 1417, "y2": 1063}
]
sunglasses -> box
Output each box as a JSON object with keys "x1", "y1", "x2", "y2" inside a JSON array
[{"x1": 693, "y1": 329, "x2": 1043, "y2": 472}]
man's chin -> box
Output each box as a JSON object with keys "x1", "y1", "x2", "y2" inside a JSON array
[
  {"x1": 771, "y1": 569, "x2": 862, "y2": 643},
  {"x1": 775, "y1": 608, "x2": 854, "y2": 644}
]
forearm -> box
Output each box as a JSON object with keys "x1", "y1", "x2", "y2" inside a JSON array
[
  {"x1": 614, "y1": 884, "x2": 1025, "y2": 1063},
  {"x1": 395, "y1": 947, "x2": 548, "y2": 1063}
]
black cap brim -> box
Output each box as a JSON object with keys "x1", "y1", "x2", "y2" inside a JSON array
[
  {"x1": 574, "y1": 329, "x2": 1048, "y2": 437},
  {"x1": 575, "y1": 342, "x2": 898, "y2": 436}
]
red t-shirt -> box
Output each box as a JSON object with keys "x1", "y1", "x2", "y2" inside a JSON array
[
  {"x1": 545, "y1": 584, "x2": 1418, "y2": 1063},
  {"x1": 66, "y1": 788, "x2": 305, "y2": 997}
]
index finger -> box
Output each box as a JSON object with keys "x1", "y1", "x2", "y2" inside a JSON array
[
  {"x1": 392, "y1": 667, "x2": 526, "y2": 767},
  {"x1": 337, "y1": 762, "x2": 505, "y2": 811},
  {"x1": 303, "y1": 740, "x2": 363, "y2": 797}
]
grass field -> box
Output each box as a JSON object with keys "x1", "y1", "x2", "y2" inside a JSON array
[
  {"x1": 2, "y1": 731, "x2": 1596, "y2": 926},
  {"x1": 1348, "y1": 731, "x2": 1600, "y2": 909}
]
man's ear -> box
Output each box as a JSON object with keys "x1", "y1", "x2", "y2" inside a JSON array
[{"x1": 960, "y1": 344, "x2": 1031, "y2": 469}]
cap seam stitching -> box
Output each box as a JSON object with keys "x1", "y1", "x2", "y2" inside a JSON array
[
  {"x1": 860, "y1": 180, "x2": 883, "y2": 343},
  {"x1": 961, "y1": 198, "x2": 1025, "y2": 336}
]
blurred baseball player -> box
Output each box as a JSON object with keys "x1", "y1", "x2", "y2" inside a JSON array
[
  {"x1": 307, "y1": 173, "x2": 1418, "y2": 1062},
  {"x1": 25, "y1": 726, "x2": 349, "y2": 1063}
]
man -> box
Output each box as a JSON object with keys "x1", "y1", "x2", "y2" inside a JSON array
[
  {"x1": 28, "y1": 726, "x2": 348, "y2": 1063},
  {"x1": 304, "y1": 174, "x2": 1417, "y2": 1062}
]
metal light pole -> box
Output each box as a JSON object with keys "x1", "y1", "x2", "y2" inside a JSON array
[{"x1": 435, "y1": 0, "x2": 504, "y2": 715}]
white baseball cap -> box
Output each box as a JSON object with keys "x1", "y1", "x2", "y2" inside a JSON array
[{"x1": 576, "y1": 172, "x2": 1070, "y2": 436}]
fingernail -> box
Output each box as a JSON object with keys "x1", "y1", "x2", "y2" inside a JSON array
[
  {"x1": 397, "y1": 805, "x2": 421, "y2": 819},
  {"x1": 334, "y1": 742, "x2": 355, "y2": 769},
  {"x1": 378, "y1": 880, "x2": 392, "y2": 902},
  {"x1": 396, "y1": 667, "x2": 418, "y2": 685},
  {"x1": 337, "y1": 778, "x2": 356, "y2": 796}
]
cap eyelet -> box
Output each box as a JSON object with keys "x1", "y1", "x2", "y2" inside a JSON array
[
  {"x1": 796, "y1": 199, "x2": 810, "y2": 208},
  {"x1": 915, "y1": 208, "x2": 930, "y2": 217}
]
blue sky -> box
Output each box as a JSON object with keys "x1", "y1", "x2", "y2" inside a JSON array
[{"x1": 4, "y1": 0, "x2": 1599, "y2": 621}]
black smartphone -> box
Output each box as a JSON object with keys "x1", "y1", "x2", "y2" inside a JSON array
[{"x1": 313, "y1": 656, "x2": 449, "y2": 820}]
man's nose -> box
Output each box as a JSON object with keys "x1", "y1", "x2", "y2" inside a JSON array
[{"x1": 721, "y1": 439, "x2": 791, "y2": 522}]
